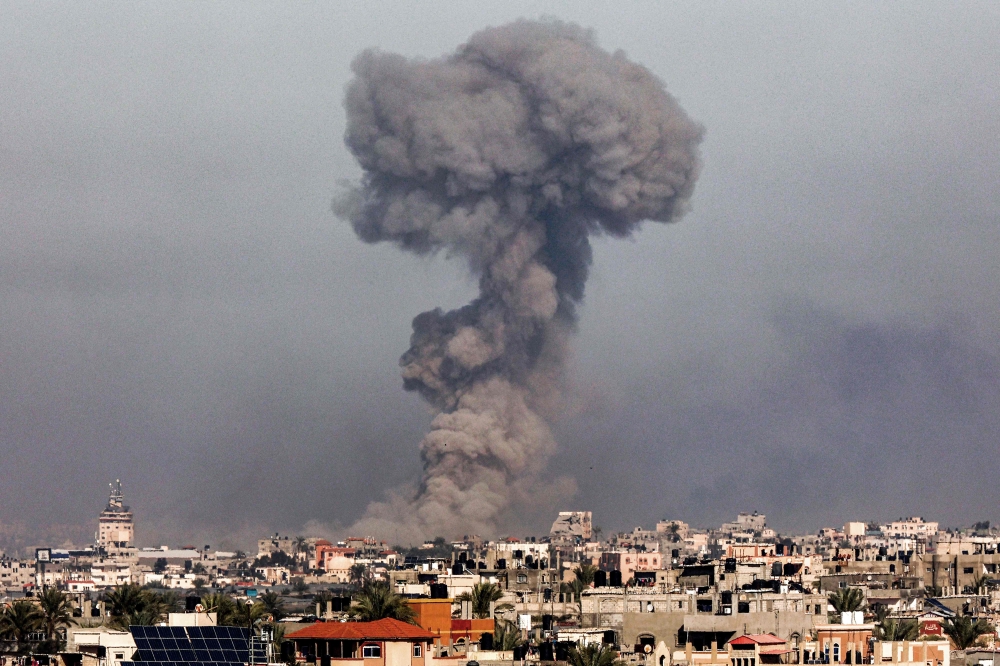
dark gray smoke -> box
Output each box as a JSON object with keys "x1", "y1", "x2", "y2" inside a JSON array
[{"x1": 336, "y1": 19, "x2": 702, "y2": 542}]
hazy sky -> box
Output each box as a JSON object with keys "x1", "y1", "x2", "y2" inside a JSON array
[{"x1": 2, "y1": 2, "x2": 998, "y2": 552}]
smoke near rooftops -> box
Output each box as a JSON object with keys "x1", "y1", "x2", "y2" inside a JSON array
[{"x1": 335, "y1": 19, "x2": 703, "y2": 542}]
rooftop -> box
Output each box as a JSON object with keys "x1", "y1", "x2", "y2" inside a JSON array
[
  {"x1": 730, "y1": 634, "x2": 787, "y2": 647},
  {"x1": 285, "y1": 618, "x2": 435, "y2": 642}
]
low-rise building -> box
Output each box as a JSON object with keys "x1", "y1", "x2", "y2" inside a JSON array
[{"x1": 285, "y1": 618, "x2": 437, "y2": 666}]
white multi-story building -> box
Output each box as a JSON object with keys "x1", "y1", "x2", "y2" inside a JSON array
[
  {"x1": 491, "y1": 540, "x2": 550, "y2": 568},
  {"x1": 91, "y1": 559, "x2": 133, "y2": 587},
  {"x1": 97, "y1": 480, "x2": 134, "y2": 548},
  {"x1": 881, "y1": 517, "x2": 938, "y2": 538}
]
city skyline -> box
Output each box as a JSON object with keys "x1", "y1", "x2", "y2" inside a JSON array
[{"x1": 1, "y1": 3, "x2": 999, "y2": 548}]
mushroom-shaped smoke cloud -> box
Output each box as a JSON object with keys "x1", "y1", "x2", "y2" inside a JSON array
[{"x1": 337, "y1": 19, "x2": 703, "y2": 542}]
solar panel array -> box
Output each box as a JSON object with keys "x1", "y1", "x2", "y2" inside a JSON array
[{"x1": 124, "y1": 625, "x2": 268, "y2": 666}]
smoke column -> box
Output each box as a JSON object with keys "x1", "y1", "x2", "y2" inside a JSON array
[{"x1": 337, "y1": 19, "x2": 702, "y2": 542}]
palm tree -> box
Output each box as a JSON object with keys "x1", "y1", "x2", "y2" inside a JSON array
[
  {"x1": 568, "y1": 644, "x2": 622, "y2": 666},
  {"x1": 115, "y1": 607, "x2": 163, "y2": 630},
  {"x1": 1, "y1": 600, "x2": 44, "y2": 652},
  {"x1": 38, "y1": 588, "x2": 74, "y2": 645},
  {"x1": 455, "y1": 583, "x2": 509, "y2": 619},
  {"x1": 271, "y1": 623, "x2": 293, "y2": 666},
  {"x1": 492, "y1": 618, "x2": 523, "y2": 650},
  {"x1": 200, "y1": 593, "x2": 238, "y2": 625},
  {"x1": 105, "y1": 586, "x2": 179, "y2": 630},
  {"x1": 828, "y1": 588, "x2": 865, "y2": 621},
  {"x1": 105, "y1": 583, "x2": 147, "y2": 618},
  {"x1": 259, "y1": 591, "x2": 286, "y2": 622},
  {"x1": 573, "y1": 564, "x2": 597, "y2": 587},
  {"x1": 875, "y1": 618, "x2": 919, "y2": 642},
  {"x1": 943, "y1": 616, "x2": 992, "y2": 650},
  {"x1": 294, "y1": 536, "x2": 308, "y2": 561},
  {"x1": 349, "y1": 581, "x2": 415, "y2": 623},
  {"x1": 970, "y1": 573, "x2": 991, "y2": 593},
  {"x1": 229, "y1": 600, "x2": 267, "y2": 630},
  {"x1": 349, "y1": 564, "x2": 369, "y2": 589},
  {"x1": 149, "y1": 590, "x2": 182, "y2": 616}
]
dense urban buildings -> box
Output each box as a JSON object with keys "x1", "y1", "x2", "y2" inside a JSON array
[{"x1": 1, "y1": 484, "x2": 998, "y2": 666}]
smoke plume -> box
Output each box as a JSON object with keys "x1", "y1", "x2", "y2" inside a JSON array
[{"x1": 336, "y1": 19, "x2": 702, "y2": 542}]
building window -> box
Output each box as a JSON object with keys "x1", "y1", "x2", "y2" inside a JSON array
[
  {"x1": 413, "y1": 644, "x2": 422, "y2": 658},
  {"x1": 363, "y1": 645, "x2": 382, "y2": 658},
  {"x1": 517, "y1": 574, "x2": 527, "y2": 584},
  {"x1": 832, "y1": 643, "x2": 840, "y2": 663}
]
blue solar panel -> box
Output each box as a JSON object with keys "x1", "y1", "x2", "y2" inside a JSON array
[{"x1": 127, "y1": 623, "x2": 257, "y2": 666}]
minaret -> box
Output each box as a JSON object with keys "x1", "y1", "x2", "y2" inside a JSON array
[{"x1": 97, "y1": 480, "x2": 134, "y2": 549}]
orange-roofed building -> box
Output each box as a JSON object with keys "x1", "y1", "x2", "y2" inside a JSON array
[
  {"x1": 408, "y1": 598, "x2": 493, "y2": 648},
  {"x1": 286, "y1": 618, "x2": 435, "y2": 666},
  {"x1": 729, "y1": 634, "x2": 793, "y2": 665}
]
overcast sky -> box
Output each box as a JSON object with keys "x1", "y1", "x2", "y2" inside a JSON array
[{"x1": 2, "y1": 2, "x2": 998, "y2": 552}]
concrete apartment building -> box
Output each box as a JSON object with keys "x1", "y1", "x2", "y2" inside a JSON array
[
  {"x1": 599, "y1": 550, "x2": 663, "y2": 583},
  {"x1": 721, "y1": 513, "x2": 767, "y2": 536},
  {"x1": 921, "y1": 550, "x2": 1000, "y2": 593},
  {"x1": 257, "y1": 534, "x2": 297, "y2": 559},
  {"x1": 550, "y1": 511, "x2": 593, "y2": 542},
  {"x1": 0, "y1": 557, "x2": 32, "y2": 591},
  {"x1": 582, "y1": 586, "x2": 827, "y2": 649}
]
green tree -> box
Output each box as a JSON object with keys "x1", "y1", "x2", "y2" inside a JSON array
[
  {"x1": 492, "y1": 618, "x2": 523, "y2": 651},
  {"x1": 259, "y1": 591, "x2": 286, "y2": 622},
  {"x1": 38, "y1": 588, "x2": 75, "y2": 645},
  {"x1": 943, "y1": 616, "x2": 992, "y2": 650},
  {"x1": 229, "y1": 600, "x2": 267, "y2": 630},
  {"x1": 291, "y1": 577, "x2": 309, "y2": 595},
  {"x1": 106, "y1": 585, "x2": 181, "y2": 630},
  {"x1": 105, "y1": 583, "x2": 147, "y2": 618},
  {"x1": 271, "y1": 623, "x2": 294, "y2": 666},
  {"x1": 349, "y1": 580, "x2": 415, "y2": 623},
  {"x1": 573, "y1": 563, "x2": 597, "y2": 587},
  {"x1": 200, "y1": 592, "x2": 238, "y2": 625},
  {"x1": 349, "y1": 564, "x2": 369, "y2": 589},
  {"x1": 828, "y1": 587, "x2": 865, "y2": 621},
  {"x1": 153, "y1": 558, "x2": 168, "y2": 574},
  {"x1": 568, "y1": 644, "x2": 623, "y2": 666},
  {"x1": 294, "y1": 536, "x2": 308, "y2": 561},
  {"x1": 875, "y1": 618, "x2": 919, "y2": 642},
  {"x1": 456, "y1": 583, "x2": 510, "y2": 619},
  {"x1": 0, "y1": 600, "x2": 44, "y2": 652}
]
